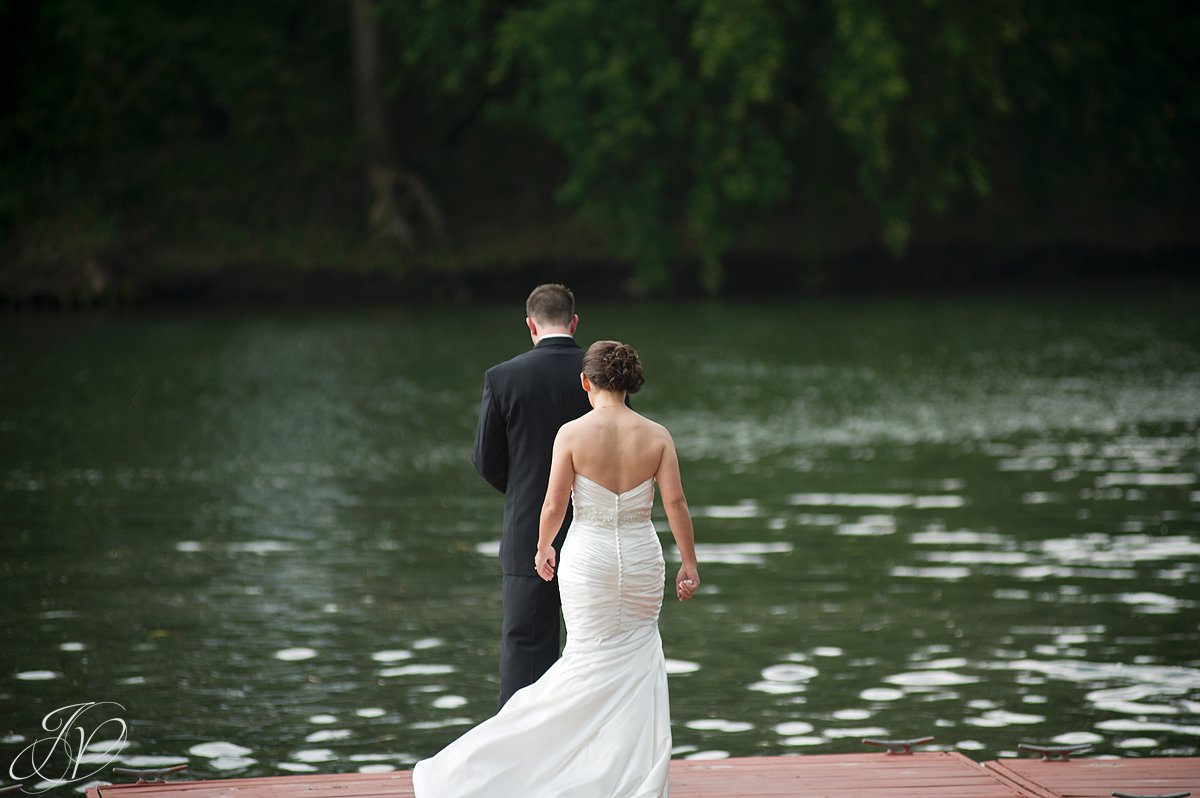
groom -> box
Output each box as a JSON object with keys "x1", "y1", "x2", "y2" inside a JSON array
[{"x1": 472, "y1": 283, "x2": 593, "y2": 709}]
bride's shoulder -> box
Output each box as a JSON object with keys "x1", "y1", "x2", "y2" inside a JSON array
[
  {"x1": 557, "y1": 415, "x2": 587, "y2": 434},
  {"x1": 636, "y1": 414, "x2": 672, "y2": 440},
  {"x1": 556, "y1": 413, "x2": 596, "y2": 441}
]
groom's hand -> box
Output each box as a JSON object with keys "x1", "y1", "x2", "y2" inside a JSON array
[
  {"x1": 535, "y1": 545, "x2": 556, "y2": 581},
  {"x1": 675, "y1": 564, "x2": 700, "y2": 602}
]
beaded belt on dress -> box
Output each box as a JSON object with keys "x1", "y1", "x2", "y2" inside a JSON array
[{"x1": 573, "y1": 505, "x2": 652, "y2": 527}]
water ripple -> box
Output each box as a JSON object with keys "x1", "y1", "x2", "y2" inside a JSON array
[
  {"x1": 15, "y1": 670, "x2": 60, "y2": 680},
  {"x1": 791, "y1": 493, "x2": 965, "y2": 509},
  {"x1": 1001, "y1": 659, "x2": 1200, "y2": 690},
  {"x1": 666, "y1": 659, "x2": 701, "y2": 675},
  {"x1": 685, "y1": 719, "x2": 754, "y2": 733},
  {"x1": 884, "y1": 670, "x2": 982, "y2": 687},
  {"x1": 890, "y1": 566, "x2": 971, "y2": 581},
  {"x1": 1096, "y1": 719, "x2": 1200, "y2": 735},
  {"x1": 691, "y1": 501, "x2": 762, "y2": 519},
  {"x1": 761, "y1": 664, "x2": 819, "y2": 683},
  {"x1": 673, "y1": 542, "x2": 792, "y2": 565},
  {"x1": 379, "y1": 664, "x2": 456, "y2": 677},
  {"x1": 963, "y1": 710, "x2": 1045, "y2": 727},
  {"x1": 1096, "y1": 472, "x2": 1195, "y2": 487}
]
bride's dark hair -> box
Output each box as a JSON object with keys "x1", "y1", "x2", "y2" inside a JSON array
[{"x1": 583, "y1": 340, "x2": 645, "y2": 394}]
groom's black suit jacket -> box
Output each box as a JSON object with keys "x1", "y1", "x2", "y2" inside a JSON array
[{"x1": 473, "y1": 336, "x2": 593, "y2": 576}]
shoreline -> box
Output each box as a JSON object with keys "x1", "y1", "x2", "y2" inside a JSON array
[{"x1": 2, "y1": 244, "x2": 1197, "y2": 311}]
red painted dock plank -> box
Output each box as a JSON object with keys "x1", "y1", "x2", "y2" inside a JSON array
[
  {"x1": 87, "y1": 752, "x2": 1037, "y2": 798},
  {"x1": 986, "y1": 757, "x2": 1200, "y2": 798},
  {"x1": 668, "y1": 752, "x2": 1035, "y2": 796},
  {"x1": 89, "y1": 770, "x2": 415, "y2": 798}
]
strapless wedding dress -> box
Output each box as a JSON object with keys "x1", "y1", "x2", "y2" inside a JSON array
[{"x1": 413, "y1": 474, "x2": 670, "y2": 798}]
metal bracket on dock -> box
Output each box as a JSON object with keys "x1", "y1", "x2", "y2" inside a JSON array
[
  {"x1": 0, "y1": 784, "x2": 26, "y2": 794},
  {"x1": 1017, "y1": 743, "x2": 1091, "y2": 761},
  {"x1": 111, "y1": 764, "x2": 189, "y2": 784},
  {"x1": 1112, "y1": 792, "x2": 1191, "y2": 798},
  {"x1": 862, "y1": 736, "x2": 934, "y2": 754}
]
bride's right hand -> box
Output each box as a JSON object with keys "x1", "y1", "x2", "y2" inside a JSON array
[{"x1": 675, "y1": 564, "x2": 699, "y2": 602}]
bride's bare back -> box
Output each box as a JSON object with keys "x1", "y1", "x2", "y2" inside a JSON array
[
  {"x1": 537, "y1": 401, "x2": 698, "y2": 601},
  {"x1": 564, "y1": 407, "x2": 668, "y2": 493}
]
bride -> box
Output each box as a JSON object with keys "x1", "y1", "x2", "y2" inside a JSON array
[{"x1": 413, "y1": 340, "x2": 700, "y2": 798}]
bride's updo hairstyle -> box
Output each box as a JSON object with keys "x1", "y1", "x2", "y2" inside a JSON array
[{"x1": 583, "y1": 340, "x2": 645, "y2": 395}]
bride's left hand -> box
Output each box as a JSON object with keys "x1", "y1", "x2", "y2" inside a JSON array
[
  {"x1": 675, "y1": 564, "x2": 700, "y2": 601},
  {"x1": 535, "y1": 545, "x2": 556, "y2": 581}
]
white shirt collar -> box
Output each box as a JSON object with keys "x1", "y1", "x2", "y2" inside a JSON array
[{"x1": 537, "y1": 333, "x2": 574, "y2": 341}]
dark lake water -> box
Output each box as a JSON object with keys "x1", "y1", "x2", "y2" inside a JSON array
[{"x1": 2, "y1": 289, "x2": 1199, "y2": 793}]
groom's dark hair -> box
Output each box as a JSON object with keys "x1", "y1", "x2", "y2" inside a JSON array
[{"x1": 526, "y1": 283, "x2": 575, "y2": 326}]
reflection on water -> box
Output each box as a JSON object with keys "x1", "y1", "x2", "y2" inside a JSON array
[{"x1": 1, "y1": 292, "x2": 1199, "y2": 792}]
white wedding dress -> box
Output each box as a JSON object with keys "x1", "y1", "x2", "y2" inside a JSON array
[{"x1": 412, "y1": 473, "x2": 671, "y2": 798}]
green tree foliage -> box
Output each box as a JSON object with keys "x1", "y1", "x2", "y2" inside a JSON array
[
  {"x1": 498, "y1": 0, "x2": 1194, "y2": 286},
  {"x1": 490, "y1": 0, "x2": 793, "y2": 291},
  {"x1": 2, "y1": 1, "x2": 1197, "y2": 295},
  {"x1": 393, "y1": 0, "x2": 1197, "y2": 288},
  {"x1": 824, "y1": 0, "x2": 1199, "y2": 258},
  {"x1": 1, "y1": 1, "x2": 352, "y2": 263}
]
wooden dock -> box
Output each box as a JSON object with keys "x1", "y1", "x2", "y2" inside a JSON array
[
  {"x1": 986, "y1": 756, "x2": 1200, "y2": 798},
  {"x1": 665, "y1": 751, "x2": 1036, "y2": 797},
  {"x1": 83, "y1": 752, "x2": 1200, "y2": 798}
]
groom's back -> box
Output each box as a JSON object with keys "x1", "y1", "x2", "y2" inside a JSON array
[
  {"x1": 491, "y1": 344, "x2": 587, "y2": 464},
  {"x1": 480, "y1": 339, "x2": 591, "y2": 574}
]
